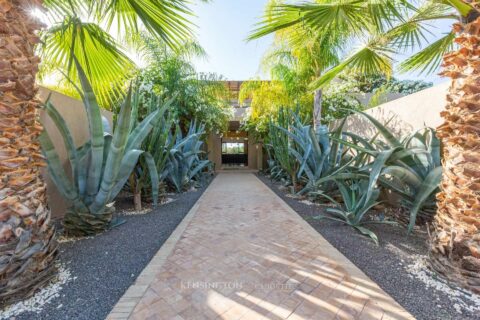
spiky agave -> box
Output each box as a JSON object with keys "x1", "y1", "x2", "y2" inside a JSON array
[
  {"x1": 40, "y1": 62, "x2": 163, "y2": 236},
  {"x1": 126, "y1": 91, "x2": 175, "y2": 209},
  {"x1": 162, "y1": 121, "x2": 211, "y2": 193},
  {"x1": 308, "y1": 110, "x2": 441, "y2": 233}
]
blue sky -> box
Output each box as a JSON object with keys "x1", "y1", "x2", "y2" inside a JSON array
[
  {"x1": 191, "y1": 0, "x2": 273, "y2": 80},
  {"x1": 192, "y1": 0, "x2": 454, "y2": 84}
]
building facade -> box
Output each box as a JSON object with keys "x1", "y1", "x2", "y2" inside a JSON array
[{"x1": 207, "y1": 81, "x2": 263, "y2": 171}]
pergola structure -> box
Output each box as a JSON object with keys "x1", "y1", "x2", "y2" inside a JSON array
[{"x1": 207, "y1": 81, "x2": 263, "y2": 170}]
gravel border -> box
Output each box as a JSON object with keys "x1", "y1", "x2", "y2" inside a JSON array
[
  {"x1": 257, "y1": 174, "x2": 480, "y2": 320},
  {"x1": 13, "y1": 181, "x2": 211, "y2": 320}
]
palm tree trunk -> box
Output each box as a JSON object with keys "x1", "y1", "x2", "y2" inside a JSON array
[
  {"x1": 0, "y1": 0, "x2": 57, "y2": 306},
  {"x1": 430, "y1": 18, "x2": 480, "y2": 294}
]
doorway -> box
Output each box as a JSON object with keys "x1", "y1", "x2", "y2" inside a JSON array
[{"x1": 221, "y1": 141, "x2": 248, "y2": 167}]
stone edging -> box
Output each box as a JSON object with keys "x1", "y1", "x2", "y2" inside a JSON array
[{"x1": 105, "y1": 178, "x2": 215, "y2": 320}]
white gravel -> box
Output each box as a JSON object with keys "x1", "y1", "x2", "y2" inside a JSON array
[
  {"x1": 405, "y1": 254, "x2": 480, "y2": 315},
  {"x1": 57, "y1": 235, "x2": 94, "y2": 243},
  {"x1": 299, "y1": 199, "x2": 316, "y2": 206},
  {"x1": 0, "y1": 264, "x2": 72, "y2": 319},
  {"x1": 118, "y1": 198, "x2": 176, "y2": 216}
]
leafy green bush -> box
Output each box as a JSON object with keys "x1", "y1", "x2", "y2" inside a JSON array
[{"x1": 136, "y1": 37, "x2": 232, "y2": 134}]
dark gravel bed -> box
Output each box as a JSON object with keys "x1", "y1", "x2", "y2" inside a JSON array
[
  {"x1": 15, "y1": 182, "x2": 210, "y2": 320},
  {"x1": 257, "y1": 174, "x2": 479, "y2": 320}
]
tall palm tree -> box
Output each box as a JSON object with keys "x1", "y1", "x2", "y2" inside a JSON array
[
  {"x1": 0, "y1": 0, "x2": 58, "y2": 306},
  {"x1": 0, "y1": 0, "x2": 198, "y2": 306},
  {"x1": 250, "y1": 0, "x2": 480, "y2": 293},
  {"x1": 249, "y1": 0, "x2": 356, "y2": 133}
]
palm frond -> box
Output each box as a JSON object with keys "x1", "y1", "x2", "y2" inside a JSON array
[
  {"x1": 310, "y1": 37, "x2": 395, "y2": 89},
  {"x1": 386, "y1": 1, "x2": 456, "y2": 50},
  {"x1": 40, "y1": 16, "x2": 135, "y2": 109},
  {"x1": 399, "y1": 31, "x2": 456, "y2": 74},
  {"x1": 91, "y1": 0, "x2": 194, "y2": 49},
  {"x1": 248, "y1": 1, "x2": 371, "y2": 41}
]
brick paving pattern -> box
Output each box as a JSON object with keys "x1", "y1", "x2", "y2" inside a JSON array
[{"x1": 108, "y1": 173, "x2": 413, "y2": 320}]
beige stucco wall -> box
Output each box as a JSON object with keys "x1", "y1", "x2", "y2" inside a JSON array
[
  {"x1": 38, "y1": 86, "x2": 113, "y2": 219},
  {"x1": 207, "y1": 133, "x2": 222, "y2": 170},
  {"x1": 248, "y1": 136, "x2": 262, "y2": 170},
  {"x1": 343, "y1": 82, "x2": 449, "y2": 138}
]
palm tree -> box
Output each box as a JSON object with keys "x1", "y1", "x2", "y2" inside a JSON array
[
  {"x1": 0, "y1": 0, "x2": 197, "y2": 306},
  {"x1": 250, "y1": 0, "x2": 480, "y2": 293},
  {"x1": 249, "y1": 0, "x2": 351, "y2": 134},
  {"x1": 39, "y1": 0, "x2": 203, "y2": 107},
  {"x1": 0, "y1": 0, "x2": 58, "y2": 307}
]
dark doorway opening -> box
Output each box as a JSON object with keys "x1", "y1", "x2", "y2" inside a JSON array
[{"x1": 221, "y1": 141, "x2": 248, "y2": 167}]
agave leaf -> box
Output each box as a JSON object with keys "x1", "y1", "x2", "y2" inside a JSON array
[
  {"x1": 325, "y1": 208, "x2": 350, "y2": 220},
  {"x1": 329, "y1": 119, "x2": 346, "y2": 169},
  {"x1": 39, "y1": 131, "x2": 87, "y2": 212},
  {"x1": 427, "y1": 127, "x2": 441, "y2": 167},
  {"x1": 382, "y1": 165, "x2": 423, "y2": 188},
  {"x1": 43, "y1": 101, "x2": 82, "y2": 194},
  {"x1": 354, "y1": 226, "x2": 379, "y2": 245},
  {"x1": 110, "y1": 150, "x2": 159, "y2": 206},
  {"x1": 126, "y1": 110, "x2": 161, "y2": 150},
  {"x1": 330, "y1": 136, "x2": 378, "y2": 156},
  {"x1": 189, "y1": 160, "x2": 210, "y2": 180},
  {"x1": 76, "y1": 141, "x2": 91, "y2": 198},
  {"x1": 314, "y1": 214, "x2": 348, "y2": 224},
  {"x1": 364, "y1": 149, "x2": 397, "y2": 204},
  {"x1": 90, "y1": 87, "x2": 133, "y2": 213},
  {"x1": 407, "y1": 166, "x2": 442, "y2": 233},
  {"x1": 74, "y1": 57, "x2": 105, "y2": 199},
  {"x1": 353, "y1": 110, "x2": 402, "y2": 148}
]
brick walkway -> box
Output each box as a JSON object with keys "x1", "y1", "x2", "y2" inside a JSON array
[{"x1": 108, "y1": 173, "x2": 413, "y2": 320}]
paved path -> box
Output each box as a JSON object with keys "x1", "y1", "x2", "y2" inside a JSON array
[{"x1": 108, "y1": 173, "x2": 412, "y2": 320}]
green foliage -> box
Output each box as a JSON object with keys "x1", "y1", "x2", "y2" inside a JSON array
[
  {"x1": 40, "y1": 0, "x2": 199, "y2": 108},
  {"x1": 39, "y1": 62, "x2": 162, "y2": 236},
  {"x1": 162, "y1": 122, "x2": 212, "y2": 192},
  {"x1": 313, "y1": 151, "x2": 398, "y2": 244},
  {"x1": 239, "y1": 80, "x2": 309, "y2": 140},
  {"x1": 40, "y1": 16, "x2": 135, "y2": 109},
  {"x1": 351, "y1": 113, "x2": 442, "y2": 232},
  {"x1": 314, "y1": 111, "x2": 442, "y2": 234},
  {"x1": 127, "y1": 90, "x2": 176, "y2": 204},
  {"x1": 337, "y1": 74, "x2": 433, "y2": 94},
  {"x1": 321, "y1": 90, "x2": 363, "y2": 123},
  {"x1": 264, "y1": 108, "x2": 442, "y2": 239},
  {"x1": 136, "y1": 37, "x2": 232, "y2": 133},
  {"x1": 265, "y1": 107, "x2": 301, "y2": 188},
  {"x1": 274, "y1": 112, "x2": 351, "y2": 191},
  {"x1": 250, "y1": 0, "x2": 459, "y2": 90}
]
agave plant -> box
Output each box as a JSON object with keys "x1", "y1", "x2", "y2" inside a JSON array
[
  {"x1": 162, "y1": 121, "x2": 211, "y2": 193},
  {"x1": 265, "y1": 107, "x2": 300, "y2": 189},
  {"x1": 40, "y1": 62, "x2": 162, "y2": 236},
  {"x1": 127, "y1": 91, "x2": 175, "y2": 210},
  {"x1": 324, "y1": 110, "x2": 442, "y2": 232},
  {"x1": 314, "y1": 150, "x2": 398, "y2": 244},
  {"x1": 278, "y1": 111, "x2": 355, "y2": 192}
]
